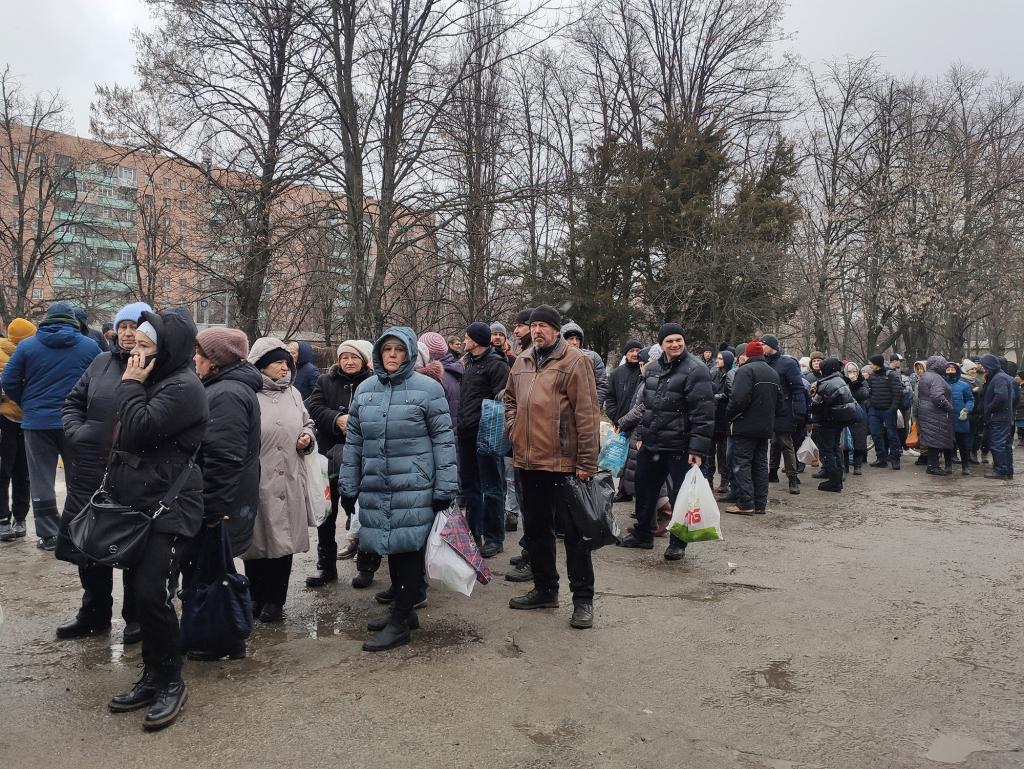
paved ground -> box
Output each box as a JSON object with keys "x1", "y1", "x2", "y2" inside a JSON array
[{"x1": 1, "y1": 457, "x2": 1022, "y2": 769}]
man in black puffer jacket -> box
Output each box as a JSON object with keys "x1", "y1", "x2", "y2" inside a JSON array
[
  {"x1": 58, "y1": 301, "x2": 152, "y2": 643},
  {"x1": 604, "y1": 340, "x2": 643, "y2": 502},
  {"x1": 305, "y1": 340, "x2": 376, "y2": 586},
  {"x1": 810, "y1": 357, "x2": 858, "y2": 492},
  {"x1": 866, "y1": 354, "x2": 903, "y2": 469},
  {"x1": 723, "y1": 340, "x2": 781, "y2": 515},
  {"x1": 761, "y1": 334, "x2": 806, "y2": 495},
  {"x1": 618, "y1": 324, "x2": 714, "y2": 561}
]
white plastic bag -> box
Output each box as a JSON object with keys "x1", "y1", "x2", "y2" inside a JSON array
[
  {"x1": 304, "y1": 452, "x2": 332, "y2": 527},
  {"x1": 667, "y1": 466, "x2": 723, "y2": 543},
  {"x1": 796, "y1": 435, "x2": 818, "y2": 466},
  {"x1": 425, "y1": 510, "x2": 476, "y2": 596}
]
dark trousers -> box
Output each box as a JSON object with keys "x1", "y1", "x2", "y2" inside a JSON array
[
  {"x1": 926, "y1": 447, "x2": 954, "y2": 470},
  {"x1": 732, "y1": 436, "x2": 769, "y2": 510},
  {"x1": 987, "y1": 421, "x2": 1014, "y2": 477},
  {"x1": 458, "y1": 434, "x2": 506, "y2": 545},
  {"x1": 0, "y1": 417, "x2": 30, "y2": 523},
  {"x1": 707, "y1": 433, "x2": 728, "y2": 487},
  {"x1": 633, "y1": 447, "x2": 688, "y2": 548},
  {"x1": 387, "y1": 548, "x2": 426, "y2": 614},
  {"x1": 770, "y1": 431, "x2": 799, "y2": 479},
  {"x1": 244, "y1": 555, "x2": 294, "y2": 608},
  {"x1": 23, "y1": 428, "x2": 73, "y2": 538},
  {"x1": 520, "y1": 469, "x2": 594, "y2": 602},
  {"x1": 868, "y1": 407, "x2": 901, "y2": 463},
  {"x1": 954, "y1": 432, "x2": 972, "y2": 467},
  {"x1": 79, "y1": 564, "x2": 136, "y2": 625},
  {"x1": 129, "y1": 533, "x2": 183, "y2": 680},
  {"x1": 314, "y1": 485, "x2": 341, "y2": 571},
  {"x1": 815, "y1": 425, "x2": 843, "y2": 487}
]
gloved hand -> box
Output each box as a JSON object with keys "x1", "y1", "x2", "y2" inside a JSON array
[
  {"x1": 341, "y1": 497, "x2": 357, "y2": 517},
  {"x1": 959, "y1": 408, "x2": 968, "y2": 421},
  {"x1": 432, "y1": 498, "x2": 453, "y2": 513}
]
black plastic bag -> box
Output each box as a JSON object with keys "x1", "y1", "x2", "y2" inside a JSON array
[{"x1": 558, "y1": 470, "x2": 621, "y2": 550}]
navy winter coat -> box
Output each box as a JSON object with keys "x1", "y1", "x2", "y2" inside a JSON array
[
  {"x1": 980, "y1": 354, "x2": 1015, "y2": 424},
  {"x1": 2, "y1": 320, "x2": 101, "y2": 430},
  {"x1": 340, "y1": 327, "x2": 458, "y2": 556},
  {"x1": 293, "y1": 341, "x2": 321, "y2": 400},
  {"x1": 765, "y1": 352, "x2": 807, "y2": 433},
  {"x1": 917, "y1": 356, "x2": 954, "y2": 449}
]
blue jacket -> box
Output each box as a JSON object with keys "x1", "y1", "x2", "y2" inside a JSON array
[
  {"x1": 948, "y1": 375, "x2": 974, "y2": 434},
  {"x1": 340, "y1": 327, "x2": 458, "y2": 556},
  {"x1": 294, "y1": 341, "x2": 320, "y2": 400},
  {"x1": 980, "y1": 354, "x2": 1014, "y2": 424},
  {"x1": 765, "y1": 351, "x2": 807, "y2": 433},
  {"x1": 1, "y1": 321, "x2": 101, "y2": 430}
]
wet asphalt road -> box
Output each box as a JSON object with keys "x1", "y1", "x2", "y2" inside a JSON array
[{"x1": 1, "y1": 458, "x2": 1022, "y2": 769}]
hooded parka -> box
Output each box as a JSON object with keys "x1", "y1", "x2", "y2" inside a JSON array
[
  {"x1": 340, "y1": 327, "x2": 458, "y2": 556},
  {"x1": 918, "y1": 356, "x2": 954, "y2": 449}
]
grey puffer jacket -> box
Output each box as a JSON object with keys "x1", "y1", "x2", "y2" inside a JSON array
[
  {"x1": 340, "y1": 327, "x2": 458, "y2": 556},
  {"x1": 918, "y1": 356, "x2": 954, "y2": 449}
]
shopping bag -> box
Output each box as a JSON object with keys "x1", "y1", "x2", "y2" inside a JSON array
[
  {"x1": 425, "y1": 509, "x2": 477, "y2": 596},
  {"x1": 476, "y1": 399, "x2": 510, "y2": 456},
  {"x1": 796, "y1": 435, "x2": 818, "y2": 465},
  {"x1": 180, "y1": 524, "x2": 254, "y2": 651},
  {"x1": 598, "y1": 432, "x2": 629, "y2": 474},
  {"x1": 304, "y1": 452, "x2": 332, "y2": 527},
  {"x1": 667, "y1": 466, "x2": 723, "y2": 543},
  {"x1": 904, "y1": 421, "x2": 920, "y2": 449},
  {"x1": 557, "y1": 471, "x2": 620, "y2": 550},
  {"x1": 439, "y1": 506, "x2": 492, "y2": 585}
]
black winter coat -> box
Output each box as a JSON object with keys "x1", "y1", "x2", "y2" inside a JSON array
[
  {"x1": 107, "y1": 310, "x2": 208, "y2": 539},
  {"x1": 458, "y1": 347, "x2": 510, "y2": 438},
  {"x1": 306, "y1": 365, "x2": 373, "y2": 456},
  {"x1": 62, "y1": 346, "x2": 130, "y2": 515},
  {"x1": 200, "y1": 360, "x2": 262, "y2": 556},
  {"x1": 766, "y1": 352, "x2": 807, "y2": 433},
  {"x1": 867, "y1": 366, "x2": 902, "y2": 410},
  {"x1": 810, "y1": 372, "x2": 858, "y2": 426},
  {"x1": 637, "y1": 349, "x2": 715, "y2": 457},
  {"x1": 604, "y1": 361, "x2": 642, "y2": 427},
  {"x1": 726, "y1": 356, "x2": 782, "y2": 439}
]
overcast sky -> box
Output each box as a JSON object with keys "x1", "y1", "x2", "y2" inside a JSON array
[{"x1": 2, "y1": 0, "x2": 1023, "y2": 136}]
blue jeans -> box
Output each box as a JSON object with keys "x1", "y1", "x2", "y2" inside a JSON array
[
  {"x1": 458, "y1": 435, "x2": 506, "y2": 545},
  {"x1": 868, "y1": 407, "x2": 901, "y2": 463},
  {"x1": 987, "y1": 421, "x2": 1014, "y2": 477}
]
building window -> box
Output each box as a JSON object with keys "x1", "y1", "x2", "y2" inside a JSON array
[
  {"x1": 118, "y1": 166, "x2": 136, "y2": 184},
  {"x1": 179, "y1": 180, "x2": 188, "y2": 192},
  {"x1": 32, "y1": 287, "x2": 42, "y2": 300},
  {"x1": 163, "y1": 178, "x2": 171, "y2": 189}
]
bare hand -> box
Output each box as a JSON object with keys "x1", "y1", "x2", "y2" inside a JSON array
[
  {"x1": 296, "y1": 433, "x2": 312, "y2": 450},
  {"x1": 336, "y1": 414, "x2": 349, "y2": 433},
  {"x1": 122, "y1": 353, "x2": 155, "y2": 383},
  {"x1": 576, "y1": 469, "x2": 593, "y2": 481},
  {"x1": 688, "y1": 454, "x2": 702, "y2": 467}
]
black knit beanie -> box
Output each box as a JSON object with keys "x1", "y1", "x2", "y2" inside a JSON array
[
  {"x1": 622, "y1": 339, "x2": 643, "y2": 355},
  {"x1": 529, "y1": 304, "x2": 562, "y2": 330},
  {"x1": 869, "y1": 354, "x2": 885, "y2": 368},
  {"x1": 658, "y1": 322, "x2": 685, "y2": 344},
  {"x1": 819, "y1": 357, "x2": 844, "y2": 377},
  {"x1": 514, "y1": 308, "x2": 535, "y2": 326}
]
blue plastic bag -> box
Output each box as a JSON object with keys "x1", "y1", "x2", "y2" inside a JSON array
[
  {"x1": 598, "y1": 432, "x2": 629, "y2": 473},
  {"x1": 476, "y1": 399, "x2": 510, "y2": 456}
]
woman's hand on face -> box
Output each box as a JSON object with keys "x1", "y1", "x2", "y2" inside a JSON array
[
  {"x1": 122, "y1": 352, "x2": 155, "y2": 383},
  {"x1": 296, "y1": 433, "x2": 312, "y2": 451}
]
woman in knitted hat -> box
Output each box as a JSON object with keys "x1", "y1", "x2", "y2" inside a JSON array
[
  {"x1": 0, "y1": 318, "x2": 36, "y2": 543},
  {"x1": 305, "y1": 339, "x2": 377, "y2": 589},
  {"x1": 244, "y1": 337, "x2": 316, "y2": 623},
  {"x1": 54, "y1": 301, "x2": 150, "y2": 643},
  {"x1": 181, "y1": 328, "x2": 263, "y2": 662}
]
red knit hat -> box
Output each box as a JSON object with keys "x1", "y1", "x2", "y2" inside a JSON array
[{"x1": 744, "y1": 339, "x2": 765, "y2": 358}]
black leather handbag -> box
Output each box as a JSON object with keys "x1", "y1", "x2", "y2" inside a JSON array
[{"x1": 67, "y1": 450, "x2": 199, "y2": 569}]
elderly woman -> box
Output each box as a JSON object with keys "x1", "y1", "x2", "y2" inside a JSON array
[
  {"x1": 340, "y1": 327, "x2": 457, "y2": 652},
  {"x1": 844, "y1": 361, "x2": 870, "y2": 475},
  {"x1": 918, "y1": 355, "x2": 954, "y2": 476},
  {"x1": 105, "y1": 309, "x2": 207, "y2": 731},
  {"x1": 946, "y1": 360, "x2": 975, "y2": 476},
  {"x1": 244, "y1": 337, "x2": 316, "y2": 623}
]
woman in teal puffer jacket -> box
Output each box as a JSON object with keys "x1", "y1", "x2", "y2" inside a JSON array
[{"x1": 340, "y1": 327, "x2": 457, "y2": 652}]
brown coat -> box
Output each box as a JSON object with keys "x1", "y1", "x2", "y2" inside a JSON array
[{"x1": 504, "y1": 338, "x2": 600, "y2": 474}]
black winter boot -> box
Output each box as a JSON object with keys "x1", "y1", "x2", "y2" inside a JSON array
[
  {"x1": 306, "y1": 568, "x2": 338, "y2": 588},
  {"x1": 367, "y1": 611, "x2": 420, "y2": 631},
  {"x1": 143, "y1": 679, "x2": 188, "y2": 731},
  {"x1": 109, "y1": 668, "x2": 162, "y2": 712},
  {"x1": 788, "y1": 476, "x2": 800, "y2": 495},
  {"x1": 362, "y1": 614, "x2": 413, "y2": 652}
]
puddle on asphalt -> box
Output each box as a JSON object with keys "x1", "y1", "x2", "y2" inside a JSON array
[
  {"x1": 748, "y1": 659, "x2": 797, "y2": 692},
  {"x1": 514, "y1": 718, "x2": 582, "y2": 747},
  {"x1": 924, "y1": 734, "x2": 993, "y2": 764}
]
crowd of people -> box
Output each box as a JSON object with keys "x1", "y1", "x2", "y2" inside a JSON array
[{"x1": 0, "y1": 299, "x2": 1020, "y2": 731}]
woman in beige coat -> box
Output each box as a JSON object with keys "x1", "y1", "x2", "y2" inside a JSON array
[{"x1": 244, "y1": 337, "x2": 316, "y2": 623}]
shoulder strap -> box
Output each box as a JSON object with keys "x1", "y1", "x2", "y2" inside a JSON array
[{"x1": 153, "y1": 445, "x2": 201, "y2": 517}]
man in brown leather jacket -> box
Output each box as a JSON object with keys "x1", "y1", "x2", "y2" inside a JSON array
[{"x1": 504, "y1": 304, "x2": 601, "y2": 629}]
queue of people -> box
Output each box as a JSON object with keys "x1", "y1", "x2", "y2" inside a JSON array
[{"x1": 0, "y1": 299, "x2": 1020, "y2": 733}]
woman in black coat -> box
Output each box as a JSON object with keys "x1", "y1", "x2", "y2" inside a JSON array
[
  {"x1": 843, "y1": 362, "x2": 870, "y2": 475},
  {"x1": 182, "y1": 327, "x2": 263, "y2": 662},
  {"x1": 58, "y1": 301, "x2": 151, "y2": 643},
  {"x1": 105, "y1": 309, "x2": 207, "y2": 732},
  {"x1": 304, "y1": 340, "x2": 374, "y2": 587}
]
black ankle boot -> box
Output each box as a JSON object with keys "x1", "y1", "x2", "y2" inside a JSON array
[
  {"x1": 109, "y1": 668, "x2": 162, "y2": 712},
  {"x1": 143, "y1": 680, "x2": 188, "y2": 731},
  {"x1": 305, "y1": 568, "x2": 338, "y2": 587},
  {"x1": 362, "y1": 616, "x2": 412, "y2": 652},
  {"x1": 367, "y1": 611, "x2": 420, "y2": 631}
]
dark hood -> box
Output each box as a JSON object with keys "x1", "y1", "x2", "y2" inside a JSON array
[
  {"x1": 720, "y1": 350, "x2": 735, "y2": 369},
  {"x1": 297, "y1": 340, "x2": 315, "y2": 367},
  {"x1": 205, "y1": 359, "x2": 263, "y2": 392},
  {"x1": 140, "y1": 309, "x2": 198, "y2": 382},
  {"x1": 36, "y1": 322, "x2": 86, "y2": 349},
  {"x1": 979, "y1": 354, "x2": 1001, "y2": 377},
  {"x1": 925, "y1": 355, "x2": 948, "y2": 376}
]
